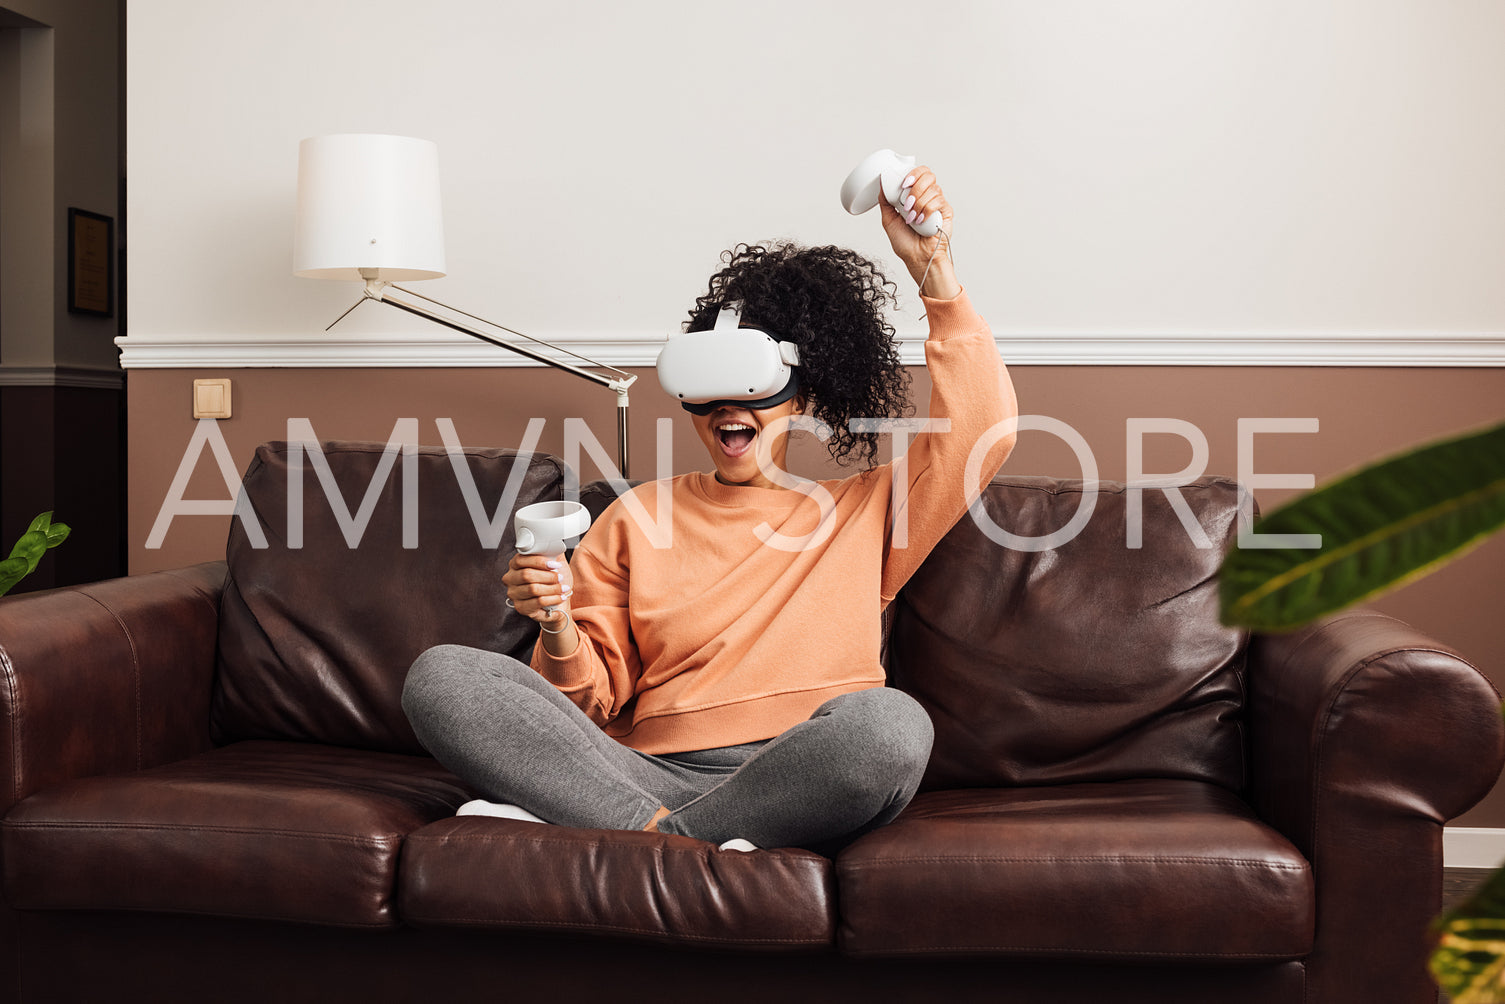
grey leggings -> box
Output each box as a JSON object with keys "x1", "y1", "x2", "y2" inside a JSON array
[{"x1": 401, "y1": 644, "x2": 934, "y2": 850}]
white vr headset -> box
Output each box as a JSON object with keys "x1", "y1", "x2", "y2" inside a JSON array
[{"x1": 656, "y1": 301, "x2": 802, "y2": 415}]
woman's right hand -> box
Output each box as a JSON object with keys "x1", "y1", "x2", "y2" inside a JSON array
[
  {"x1": 878, "y1": 164, "x2": 960, "y2": 299},
  {"x1": 503, "y1": 552, "x2": 574, "y2": 630}
]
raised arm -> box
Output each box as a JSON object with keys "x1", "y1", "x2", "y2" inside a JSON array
[{"x1": 876, "y1": 166, "x2": 1019, "y2": 598}]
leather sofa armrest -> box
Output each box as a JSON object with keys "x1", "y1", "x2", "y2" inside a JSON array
[
  {"x1": 1246, "y1": 608, "x2": 1504, "y2": 1003},
  {"x1": 1248, "y1": 609, "x2": 1503, "y2": 850},
  {"x1": 0, "y1": 561, "x2": 226, "y2": 813}
]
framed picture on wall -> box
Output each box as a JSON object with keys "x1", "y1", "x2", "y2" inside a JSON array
[{"x1": 67, "y1": 208, "x2": 114, "y2": 317}]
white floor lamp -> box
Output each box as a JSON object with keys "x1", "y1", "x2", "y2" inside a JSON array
[{"x1": 292, "y1": 133, "x2": 637, "y2": 476}]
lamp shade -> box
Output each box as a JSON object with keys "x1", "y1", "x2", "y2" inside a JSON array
[{"x1": 293, "y1": 133, "x2": 446, "y2": 281}]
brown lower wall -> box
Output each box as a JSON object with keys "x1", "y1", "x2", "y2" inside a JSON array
[{"x1": 125, "y1": 363, "x2": 1505, "y2": 824}]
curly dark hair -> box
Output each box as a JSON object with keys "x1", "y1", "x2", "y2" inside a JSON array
[{"x1": 685, "y1": 242, "x2": 912, "y2": 469}]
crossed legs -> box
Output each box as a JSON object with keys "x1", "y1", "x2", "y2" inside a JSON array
[{"x1": 401, "y1": 644, "x2": 933, "y2": 850}]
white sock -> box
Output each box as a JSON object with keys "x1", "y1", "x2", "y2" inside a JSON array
[
  {"x1": 456, "y1": 799, "x2": 548, "y2": 824},
  {"x1": 718, "y1": 838, "x2": 759, "y2": 852}
]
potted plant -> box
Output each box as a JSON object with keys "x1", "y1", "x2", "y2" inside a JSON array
[
  {"x1": 1219, "y1": 417, "x2": 1505, "y2": 1002},
  {"x1": 0, "y1": 512, "x2": 71, "y2": 597}
]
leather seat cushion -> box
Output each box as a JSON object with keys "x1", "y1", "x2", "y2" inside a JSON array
[
  {"x1": 399, "y1": 816, "x2": 836, "y2": 951},
  {"x1": 2, "y1": 741, "x2": 469, "y2": 928},
  {"x1": 836, "y1": 779, "x2": 1314, "y2": 961}
]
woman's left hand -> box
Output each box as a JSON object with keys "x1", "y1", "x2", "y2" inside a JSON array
[{"x1": 878, "y1": 165, "x2": 960, "y2": 299}]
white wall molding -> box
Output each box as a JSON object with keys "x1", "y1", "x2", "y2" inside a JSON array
[
  {"x1": 114, "y1": 330, "x2": 1505, "y2": 370},
  {"x1": 994, "y1": 332, "x2": 1505, "y2": 367},
  {"x1": 0, "y1": 365, "x2": 125, "y2": 389},
  {"x1": 115, "y1": 331, "x2": 670, "y2": 370},
  {"x1": 1445, "y1": 827, "x2": 1505, "y2": 870}
]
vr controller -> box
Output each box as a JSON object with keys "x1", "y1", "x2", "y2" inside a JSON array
[
  {"x1": 514, "y1": 500, "x2": 592, "y2": 612},
  {"x1": 840, "y1": 149, "x2": 942, "y2": 237},
  {"x1": 514, "y1": 500, "x2": 591, "y2": 556}
]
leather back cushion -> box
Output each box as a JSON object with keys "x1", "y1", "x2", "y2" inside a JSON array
[
  {"x1": 212, "y1": 442, "x2": 566, "y2": 753},
  {"x1": 579, "y1": 478, "x2": 637, "y2": 524},
  {"x1": 887, "y1": 476, "x2": 1248, "y2": 793}
]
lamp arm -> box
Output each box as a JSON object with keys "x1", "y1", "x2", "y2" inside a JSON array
[{"x1": 353, "y1": 280, "x2": 637, "y2": 478}]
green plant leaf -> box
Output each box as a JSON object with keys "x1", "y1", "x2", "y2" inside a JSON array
[
  {"x1": 6, "y1": 530, "x2": 48, "y2": 570},
  {"x1": 0, "y1": 513, "x2": 71, "y2": 599},
  {"x1": 1433, "y1": 863, "x2": 1505, "y2": 1002},
  {"x1": 1220, "y1": 419, "x2": 1505, "y2": 631},
  {"x1": 0, "y1": 556, "x2": 27, "y2": 597}
]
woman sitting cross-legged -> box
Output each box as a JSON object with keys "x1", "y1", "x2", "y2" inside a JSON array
[{"x1": 402, "y1": 165, "x2": 1018, "y2": 852}]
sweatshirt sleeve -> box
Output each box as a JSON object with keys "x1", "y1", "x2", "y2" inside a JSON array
[
  {"x1": 529, "y1": 513, "x2": 642, "y2": 726},
  {"x1": 879, "y1": 288, "x2": 1018, "y2": 601}
]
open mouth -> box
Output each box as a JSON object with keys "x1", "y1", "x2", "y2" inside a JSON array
[{"x1": 715, "y1": 421, "x2": 757, "y2": 458}]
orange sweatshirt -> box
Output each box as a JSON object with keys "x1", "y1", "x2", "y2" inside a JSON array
[{"x1": 533, "y1": 289, "x2": 1015, "y2": 753}]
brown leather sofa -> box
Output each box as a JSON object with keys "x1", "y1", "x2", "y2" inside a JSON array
[{"x1": 1, "y1": 441, "x2": 1500, "y2": 1003}]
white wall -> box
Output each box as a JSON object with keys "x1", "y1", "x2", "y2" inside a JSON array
[{"x1": 126, "y1": 0, "x2": 1505, "y2": 349}]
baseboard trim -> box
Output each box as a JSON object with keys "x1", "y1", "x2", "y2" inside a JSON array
[{"x1": 1445, "y1": 827, "x2": 1505, "y2": 870}]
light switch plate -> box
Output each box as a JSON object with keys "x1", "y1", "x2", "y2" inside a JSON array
[{"x1": 193, "y1": 378, "x2": 232, "y2": 419}]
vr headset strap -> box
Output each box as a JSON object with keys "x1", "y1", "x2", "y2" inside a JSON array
[{"x1": 714, "y1": 301, "x2": 743, "y2": 331}]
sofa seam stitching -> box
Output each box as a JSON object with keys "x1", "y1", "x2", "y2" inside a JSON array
[
  {"x1": 410, "y1": 830, "x2": 826, "y2": 866},
  {"x1": 12, "y1": 901, "x2": 398, "y2": 931},
  {"x1": 840, "y1": 945, "x2": 1302, "y2": 959},
  {"x1": 3, "y1": 820, "x2": 405, "y2": 845},
  {"x1": 400, "y1": 915, "x2": 827, "y2": 944},
  {"x1": 1310, "y1": 645, "x2": 1419, "y2": 875},
  {"x1": 77, "y1": 588, "x2": 144, "y2": 771},
  {"x1": 840, "y1": 856, "x2": 1306, "y2": 870},
  {"x1": 0, "y1": 645, "x2": 18, "y2": 806},
  {"x1": 160, "y1": 564, "x2": 226, "y2": 615}
]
